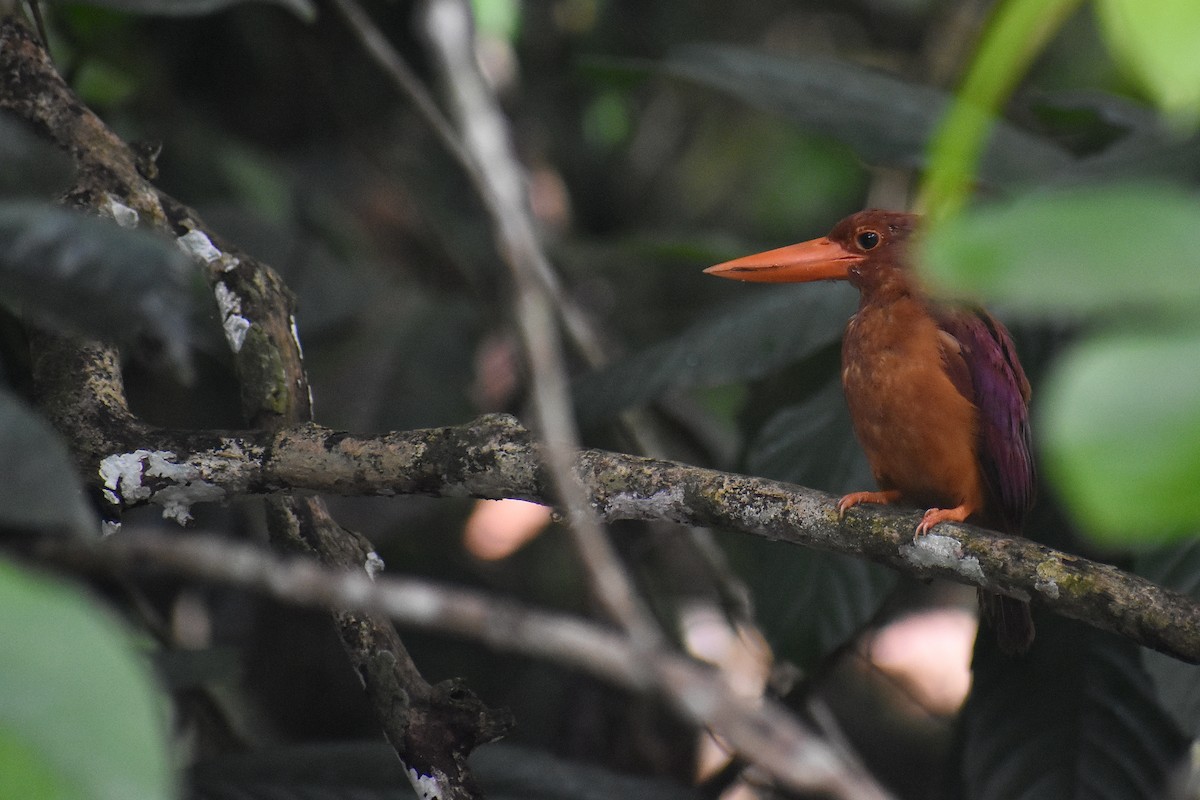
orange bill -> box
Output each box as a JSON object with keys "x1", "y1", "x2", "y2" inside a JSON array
[{"x1": 704, "y1": 236, "x2": 863, "y2": 283}]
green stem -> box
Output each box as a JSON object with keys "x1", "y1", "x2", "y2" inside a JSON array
[{"x1": 918, "y1": 0, "x2": 1085, "y2": 220}]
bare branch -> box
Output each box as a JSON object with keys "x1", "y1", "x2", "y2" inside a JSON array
[
  {"x1": 33, "y1": 530, "x2": 893, "y2": 800},
  {"x1": 73, "y1": 414, "x2": 1200, "y2": 665}
]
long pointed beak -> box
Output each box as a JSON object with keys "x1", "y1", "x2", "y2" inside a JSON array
[{"x1": 704, "y1": 237, "x2": 863, "y2": 283}]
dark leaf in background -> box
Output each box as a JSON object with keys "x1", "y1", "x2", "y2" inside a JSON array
[
  {"x1": 741, "y1": 380, "x2": 895, "y2": 665},
  {"x1": 1136, "y1": 541, "x2": 1200, "y2": 737},
  {"x1": 574, "y1": 282, "x2": 855, "y2": 425},
  {"x1": 0, "y1": 389, "x2": 94, "y2": 536},
  {"x1": 0, "y1": 203, "x2": 197, "y2": 375},
  {"x1": 0, "y1": 113, "x2": 74, "y2": 200},
  {"x1": 958, "y1": 613, "x2": 1186, "y2": 800},
  {"x1": 744, "y1": 379, "x2": 872, "y2": 495},
  {"x1": 663, "y1": 45, "x2": 1074, "y2": 187},
  {"x1": 64, "y1": 0, "x2": 317, "y2": 21}
]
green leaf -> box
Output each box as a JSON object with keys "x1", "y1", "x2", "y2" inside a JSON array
[
  {"x1": 0, "y1": 389, "x2": 94, "y2": 536},
  {"x1": 918, "y1": 184, "x2": 1200, "y2": 318},
  {"x1": 574, "y1": 283, "x2": 854, "y2": 425},
  {"x1": 664, "y1": 45, "x2": 1071, "y2": 189},
  {"x1": 0, "y1": 558, "x2": 174, "y2": 800},
  {"x1": 918, "y1": 0, "x2": 1084, "y2": 219},
  {"x1": 0, "y1": 203, "x2": 197, "y2": 374},
  {"x1": 1095, "y1": 0, "x2": 1200, "y2": 129},
  {"x1": 1040, "y1": 329, "x2": 1200, "y2": 545},
  {"x1": 962, "y1": 614, "x2": 1185, "y2": 799},
  {"x1": 66, "y1": 0, "x2": 317, "y2": 21}
]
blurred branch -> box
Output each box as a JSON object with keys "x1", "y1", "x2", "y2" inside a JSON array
[
  {"x1": 32, "y1": 528, "x2": 892, "y2": 800},
  {"x1": 74, "y1": 412, "x2": 1200, "y2": 665},
  {"x1": 419, "y1": 0, "x2": 661, "y2": 648},
  {"x1": 0, "y1": 15, "x2": 504, "y2": 800}
]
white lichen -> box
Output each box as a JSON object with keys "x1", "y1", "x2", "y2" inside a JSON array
[
  {"x1": 98, "y1": 449, "x2": 224, "y2": 525},
  {"x1": 214, "y1": 282, "x2": 251, "y2": 352},
  {"x1": 176, "y1": 229, "x2": 222, "y2": 263},
  {"x1": 600, "y1": 485, "x2": 685, "y2": 521},
  {"x1": 177, "y1": 228, "x2": 240, "y2": 272},
  {"x1": 155, "y1": 482, "x2": 226, "y2": 525},
  {"x1": 364, "y1": 551, "x2": 385, "y2": 580},
  {"x1": 99, "y1": 450, "x2": 158, "y2": 504},
  {"x1": 105, "y1": 194, "x2": 139, "y2": 228},
  {"x1": 1034, "y1": 564, "x2": 1061, "y2": 599},
  {"x1": 406, "y1": 767, "x2": 445, "y2": 800},
  {"x1": 289, "y1": 315, "x2": 305, "y2": 358},
  {"x1": 1034, "y1": 579, "x2": 1060, "y2": 599},
  {"x1": 900, "y1": 533, "x2": 986, "y2": 583}
]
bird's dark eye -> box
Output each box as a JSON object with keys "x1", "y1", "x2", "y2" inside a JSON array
[{"x1": 857, "y1": 231, "x2": 880, "y2": 250}]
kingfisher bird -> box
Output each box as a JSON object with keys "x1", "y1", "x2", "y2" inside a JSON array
[{"x1": 706, "y1": 210, "x2": 1035, "y2": 653}]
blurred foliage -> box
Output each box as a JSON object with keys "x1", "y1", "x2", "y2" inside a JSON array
[
  {"x1": 0, "y1": 558, "x2": 174, "y2": 800},
  {"x1": 918, "y1": 0, "x2": 1200, "y2": 548},
  {"x1": 1, "y1": 0, "x2": 1198, "y2": 798}
]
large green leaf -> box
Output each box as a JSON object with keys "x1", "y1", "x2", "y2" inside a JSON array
[
  {"x1": 959, "y1": 614, "x2": 1185, "y2": 799},
  {"x1": 0, "y1": 203, "x2": 197, "y2": 373},
  {"x1": 66, "y1": 0, "x2": 317, "y2": 21},
  {"x1": 918, "y1": 184, "x2": 1200, "y2": 318},
  {"x1": 1095, "y1": 0, "x2": 1200, "y2": 128},
  {"x1": 663, "y1": 44, "x2": 1072, "y2": 188},
  {"x1": 573, "y1": 282, "x2": 854, "y2": 424},
  {"x1": 1039, "y1": 329, "x2": 1200, "y2": 544},
  {"x1": 0, "y1": 389, "x2": 94, "y2": 536},
  {"x1": 0, "y1": 558, "x2": 174, "y2": 800}
]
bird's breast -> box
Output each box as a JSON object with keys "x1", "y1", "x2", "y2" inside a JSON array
[{"x1": 841, "y1": 299, "x2": 984, "y2": 511}]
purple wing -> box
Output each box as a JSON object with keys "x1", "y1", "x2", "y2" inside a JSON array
[{"x1": 934, "y1": 307, "x2": 1035, "y2": 532}]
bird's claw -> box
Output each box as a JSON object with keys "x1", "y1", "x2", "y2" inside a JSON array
[{"x1": 913, "y1": 505, "x2": 973, "y2": 540}]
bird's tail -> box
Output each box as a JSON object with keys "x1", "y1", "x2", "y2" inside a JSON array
[{"x1": 979, "y1": 590, "x2": 1034, "y2": 655}]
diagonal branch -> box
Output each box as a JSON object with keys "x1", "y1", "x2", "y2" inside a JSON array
[{"x1": 32, "y1": 528, "x2": 891, "y2": 800}]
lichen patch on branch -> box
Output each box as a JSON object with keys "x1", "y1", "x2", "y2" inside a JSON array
[
  {"x1": 900, "y1": 532, "x2": 986, "y2": 583},
  {"x1": 214, "y1": 281, "x2": 252, "y2": 352},
  {"x1": 104, "y1": 194, "x2": 139, "y2": 228},
  {"x1": 98, "y1": 448, "x2": 227, "y2": 524}
]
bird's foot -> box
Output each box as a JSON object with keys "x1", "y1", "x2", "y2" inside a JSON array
[
  {"x1": 837, "y1": 490, "x2": 902, "y2": 519},
  {"x1": 914, "y1": 504, "x2": 972, "y2": 538}
]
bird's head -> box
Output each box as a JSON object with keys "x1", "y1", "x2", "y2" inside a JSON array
[{"x1": 704, "y1": 210, "x2": 919, "y2": 292}]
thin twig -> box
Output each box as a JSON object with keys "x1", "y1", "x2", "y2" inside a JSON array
[
  {"x1": 419, "y1": 0, "x2": 661, "y2": 649},
  {"x1": 329, "y1": 0, "x2": 607, "y2": 367}
]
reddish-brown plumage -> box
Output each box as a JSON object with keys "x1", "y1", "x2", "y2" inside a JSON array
[{"x1": 706, "y1": 210, "x2": 1035, "y2": 653}]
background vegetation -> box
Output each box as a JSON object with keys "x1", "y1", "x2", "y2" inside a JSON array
[{"x1": 3, "y1": 0, "x2": 1200, "y2": 798}]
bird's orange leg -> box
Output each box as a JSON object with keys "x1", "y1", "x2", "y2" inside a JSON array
[
  {"x1": 915, "y1": 504, "x2": 974, "y2": 537},
  {"x1": 837, "y1": 489, "x2": 902, "y2": 518}
]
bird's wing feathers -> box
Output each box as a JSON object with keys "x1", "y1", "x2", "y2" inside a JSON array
[{"x1": 934, "y1": 307, "x2": 1035, "y2": 531}]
